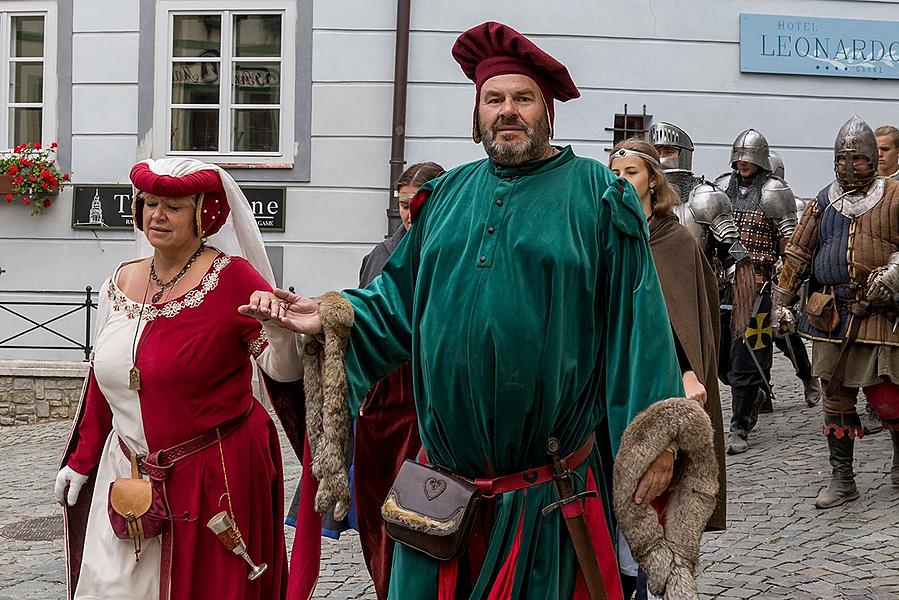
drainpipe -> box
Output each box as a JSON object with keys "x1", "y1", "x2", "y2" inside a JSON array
[{"x1": 387, "y1": 0, "x2": 411, "y2": 236}]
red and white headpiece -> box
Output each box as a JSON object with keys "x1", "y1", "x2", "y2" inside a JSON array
[
  {"x1": 130, "y1": 161, "x2": 230, "y2": 238},
  {"x1": 130, "y1": 158, "x2": 274, "y2": 286}
]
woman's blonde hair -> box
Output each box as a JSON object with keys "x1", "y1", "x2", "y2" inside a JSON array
[{"x1": 609, "y1": 138, "x2": 678, "y2": 219}]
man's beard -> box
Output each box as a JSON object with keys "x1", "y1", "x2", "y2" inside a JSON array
[{"x1": 480, "y1": 114, "x2": 551, "y2": 166}]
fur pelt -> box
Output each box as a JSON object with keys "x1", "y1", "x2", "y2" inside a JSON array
[
  {"x1": 303, "y1": 291, "x2": 354, "y2": 519},
  {"x1": 380, "y1": 493, "x2": 463, "y2": 534},
  {"x1": 613, "y1": 398, "x2": 719, "y2": 600}
]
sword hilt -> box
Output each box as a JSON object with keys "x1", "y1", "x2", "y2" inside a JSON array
[{"x1": 547, "y1": 437, "x2": 567, "y2": 477}]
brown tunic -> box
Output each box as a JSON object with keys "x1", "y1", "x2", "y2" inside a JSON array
[
  {"x1": 785, "y1": 178, "x2": 899, "y2": 346},
  {"x1": 649, "y1": 214, "x2": 727, "y2": 531}
]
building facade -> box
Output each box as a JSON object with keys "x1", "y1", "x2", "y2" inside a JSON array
[{"x1": 1, "y1": 0, "x2": 899, "y2": 360}]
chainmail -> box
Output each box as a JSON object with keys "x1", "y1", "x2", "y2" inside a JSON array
[
  {"x1": 725, "y1": 171, "x2": 766, "y2": 211},
  {"x1": 665, "y1": 171, "x2": 704, "y2": 203}
]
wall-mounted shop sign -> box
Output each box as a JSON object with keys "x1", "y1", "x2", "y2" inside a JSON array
[
  {"x1": 72, "y1": 185, "x2": 134, "y2": 229},
  {"x1": 740, "y1": 14, "x2": 899, "y2": 80},
  {"x1": 72, "y1": 186, "x2": 286, "y2": 232},
  {"x1": 244, "y1": 187, "x2": 286, "y2": 232}
]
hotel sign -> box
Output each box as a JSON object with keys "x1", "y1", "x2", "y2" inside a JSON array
[
  {"x1": 72, "y1": 186, "x2": 285, "y2": 232},
  {"x1": 740, "y1": 14, "x2": 899, "y2": 80}
]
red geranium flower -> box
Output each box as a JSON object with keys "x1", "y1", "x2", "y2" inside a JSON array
[{"x1": 2, "y1": 140, "x2": 65, "y2": 215}]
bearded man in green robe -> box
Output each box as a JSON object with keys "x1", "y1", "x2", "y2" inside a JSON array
[{"x1": 244, "y1": 21, "x2": 685, "y2": 600}]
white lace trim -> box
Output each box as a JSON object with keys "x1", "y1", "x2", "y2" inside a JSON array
[{"x1": 107, "y1": 256, "x2": 231, "y2": 321}]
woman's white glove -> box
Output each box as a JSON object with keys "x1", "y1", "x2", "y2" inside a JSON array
[{"x1": 54, "y1": 465, "x2": 89, "y2": 506}]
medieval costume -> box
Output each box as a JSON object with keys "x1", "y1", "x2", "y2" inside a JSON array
[
  {"x1": 648, "y1": 214, "x2": 726, "y2": 532},
  {"x1": 355, "y1": 226, "x2": 422, "y2": 598},
  {"x1": 774, "y1": 116, "x2": 899, "y2": 509},
  {"x1": 58, "y1": 160, "x2": 303, "y2": 600},
  {"x1": 289, "y1": 22, "x2": 684, "y2": 600},
  {"x1": 648, "y1": 122, "x2": 743, "y2": 267},
  {"x1": 303, "y1": 224, "x2": 422, "y2": 599},
  {"x1": 765, "y1": 151, "x2": 822, "y2": 408},
  {"x1": 715, "y1": 130, "x2": 798, "y2": 454}
]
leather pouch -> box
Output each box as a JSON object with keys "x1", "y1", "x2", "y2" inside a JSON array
[
  {"x1": 381, "y1": 459, "x2": 480, "y2": 561},
  {"x1": 107, "y1": 453, "x2": 168, "y2": 561},
  {"x1": 806, "y1": 290, "x2": 840, "y2": 333}
]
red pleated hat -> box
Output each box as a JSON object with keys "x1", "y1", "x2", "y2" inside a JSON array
[
  {"x1": 452, "y1": 22, "x2": 579, "y2": 141},
  {"x1": 130, "y1": 162, "x2": 230, "y2": 237}
]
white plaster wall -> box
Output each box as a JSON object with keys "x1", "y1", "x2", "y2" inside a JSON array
[{"x1": 4, "y1": 0, "x2": 899, "y2": 360}]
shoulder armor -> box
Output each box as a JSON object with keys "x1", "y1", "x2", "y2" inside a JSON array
[
  {"x1": 689, "y1": 183, "x2": 733, "y2": 225},
  {"x1": 714, "y1": 173, "x2": 732, "y2": 190},
  {"x1": 760, "y1": 176, "x2": 797, "y2": 219}
]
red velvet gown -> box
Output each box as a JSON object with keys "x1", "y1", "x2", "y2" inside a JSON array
[{"x1": 62, "y1": 254, "x2": 289, "y2": 600}]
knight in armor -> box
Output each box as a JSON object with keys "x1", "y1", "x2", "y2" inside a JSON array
[
  {"x1": 767, "y1": 150, "x2": 822, "y2": 408},
  {"x1": 875, "y1": 125, "x2": 899, "y2": 180},
  {"x1": 715, "y1": 129, "x2": 798, "y2": 455},
  {"x1": 648, "y1": 122, "x2": 745, "y2": 266},
  {"x1": 773, "y1": 116, "x2": 899, "y2": 509}
]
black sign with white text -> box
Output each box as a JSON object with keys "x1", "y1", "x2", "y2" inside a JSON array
[
  {"x1": 72, "y1": 186, "x2": 286, "y2": 232},
  {"x1": 71, "y1": 186, "x2": 134, "y2": 229},
  {"x1": 244, "y1": 187, "x2": 286, "y2": 232}
]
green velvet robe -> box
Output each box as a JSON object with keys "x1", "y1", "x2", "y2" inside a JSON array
[{"x1": 341, "y1": 146, "x2": 683, "y2": 599}]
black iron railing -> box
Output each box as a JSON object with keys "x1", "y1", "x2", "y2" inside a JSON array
[{"x1": 0, "y1": 288, "x2": 98, "y2": 361}]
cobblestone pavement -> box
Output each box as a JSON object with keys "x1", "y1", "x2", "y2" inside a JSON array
[{"x1": 1, "y1": 349, "x2": 897, "y2": 599}]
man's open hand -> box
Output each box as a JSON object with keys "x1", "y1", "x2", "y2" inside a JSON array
[{"x1": 239, "y1": 288, "x2": 323, "y2": 335}]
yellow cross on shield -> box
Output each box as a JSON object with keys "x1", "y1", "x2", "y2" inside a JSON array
[{"x1": 745, "y1": 311, "x2": 773, "y2": 350}]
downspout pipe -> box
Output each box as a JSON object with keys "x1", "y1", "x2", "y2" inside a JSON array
[{"x1": 387, "y1": 0, "x2": 411, "y2": 236}]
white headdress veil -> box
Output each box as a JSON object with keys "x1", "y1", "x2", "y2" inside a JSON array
[{"x1": 132, "y1": 158, "x2": 274, "y2": 286}]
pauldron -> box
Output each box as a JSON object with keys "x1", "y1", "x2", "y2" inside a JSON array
[{"x1": 760, "y1": 177, "x2": 799, "y2": 240}]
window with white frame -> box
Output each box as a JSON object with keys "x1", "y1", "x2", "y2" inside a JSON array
[
  {"x1": 0, "y1": 2, "x2": 57, "y2": 149},
  {"x1": 155, "y1": 1, "x2": 296, "y2": 166}
]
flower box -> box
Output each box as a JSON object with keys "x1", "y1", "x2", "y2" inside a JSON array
[{"x1": 0, "y1": 142, "x2": 69, "y2": 215}]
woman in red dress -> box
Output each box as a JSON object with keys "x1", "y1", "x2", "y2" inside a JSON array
[{"x1": 54, "y1": 159, "x2": 303, "y2": 600}]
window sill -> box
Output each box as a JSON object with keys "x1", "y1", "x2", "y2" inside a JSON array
[{"x1": 211, "y1": 161, "x2": 295, "y2": 170}]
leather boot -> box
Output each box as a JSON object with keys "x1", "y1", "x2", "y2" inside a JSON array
[
  {"x1": 802, "y1": 377, "x2": 821, "y2": 407},
  {"x1": 728, "y1": 386, "x2": 755, "y2": 455},
  {"x1": 726, "y1": 431, "x2": 749, "y2": 455},
  {"x1": 748, "y1": 388, "x2": 765, "y2": 431},
  {"x1": 891, "y1": 430, "x2": 899, "y2": 486},
  {"x1": 757, "y1": 387, "x2": 774, "y2": 414},
  {"x1": 862, "y1": 403, "x2": 883, "y2": 435},
  {"x1": 815, "y1": 433, "x2": 860, "y2": 509}
]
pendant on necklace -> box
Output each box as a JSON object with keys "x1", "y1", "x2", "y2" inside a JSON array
[
  {"x1": 152, "y1": 289, "x2": 164, "y2": 303},
  {"x1": 129, "y1": 366, "x2": 142, "y2": 391}
]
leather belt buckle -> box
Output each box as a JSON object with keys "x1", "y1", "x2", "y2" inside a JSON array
[{"x1": 134, "y1": 452, "x2": 148, "y2": 477}]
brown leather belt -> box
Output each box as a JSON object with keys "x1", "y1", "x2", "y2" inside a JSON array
[{"x1": 118, "y1": 403, "x2": 253, "y2": 481}]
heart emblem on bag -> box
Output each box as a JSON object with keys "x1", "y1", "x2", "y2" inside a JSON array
[{"x1": 424, "y1": 477, "x2": 447, "y2": 500}]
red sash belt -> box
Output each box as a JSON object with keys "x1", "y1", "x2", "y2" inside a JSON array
[
  {"x1": 117, "y1": 403, "x2": 253, "y2": 481},
  {"x1": 470, "y1": 434, "x2": 594, "y2": 496}
]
